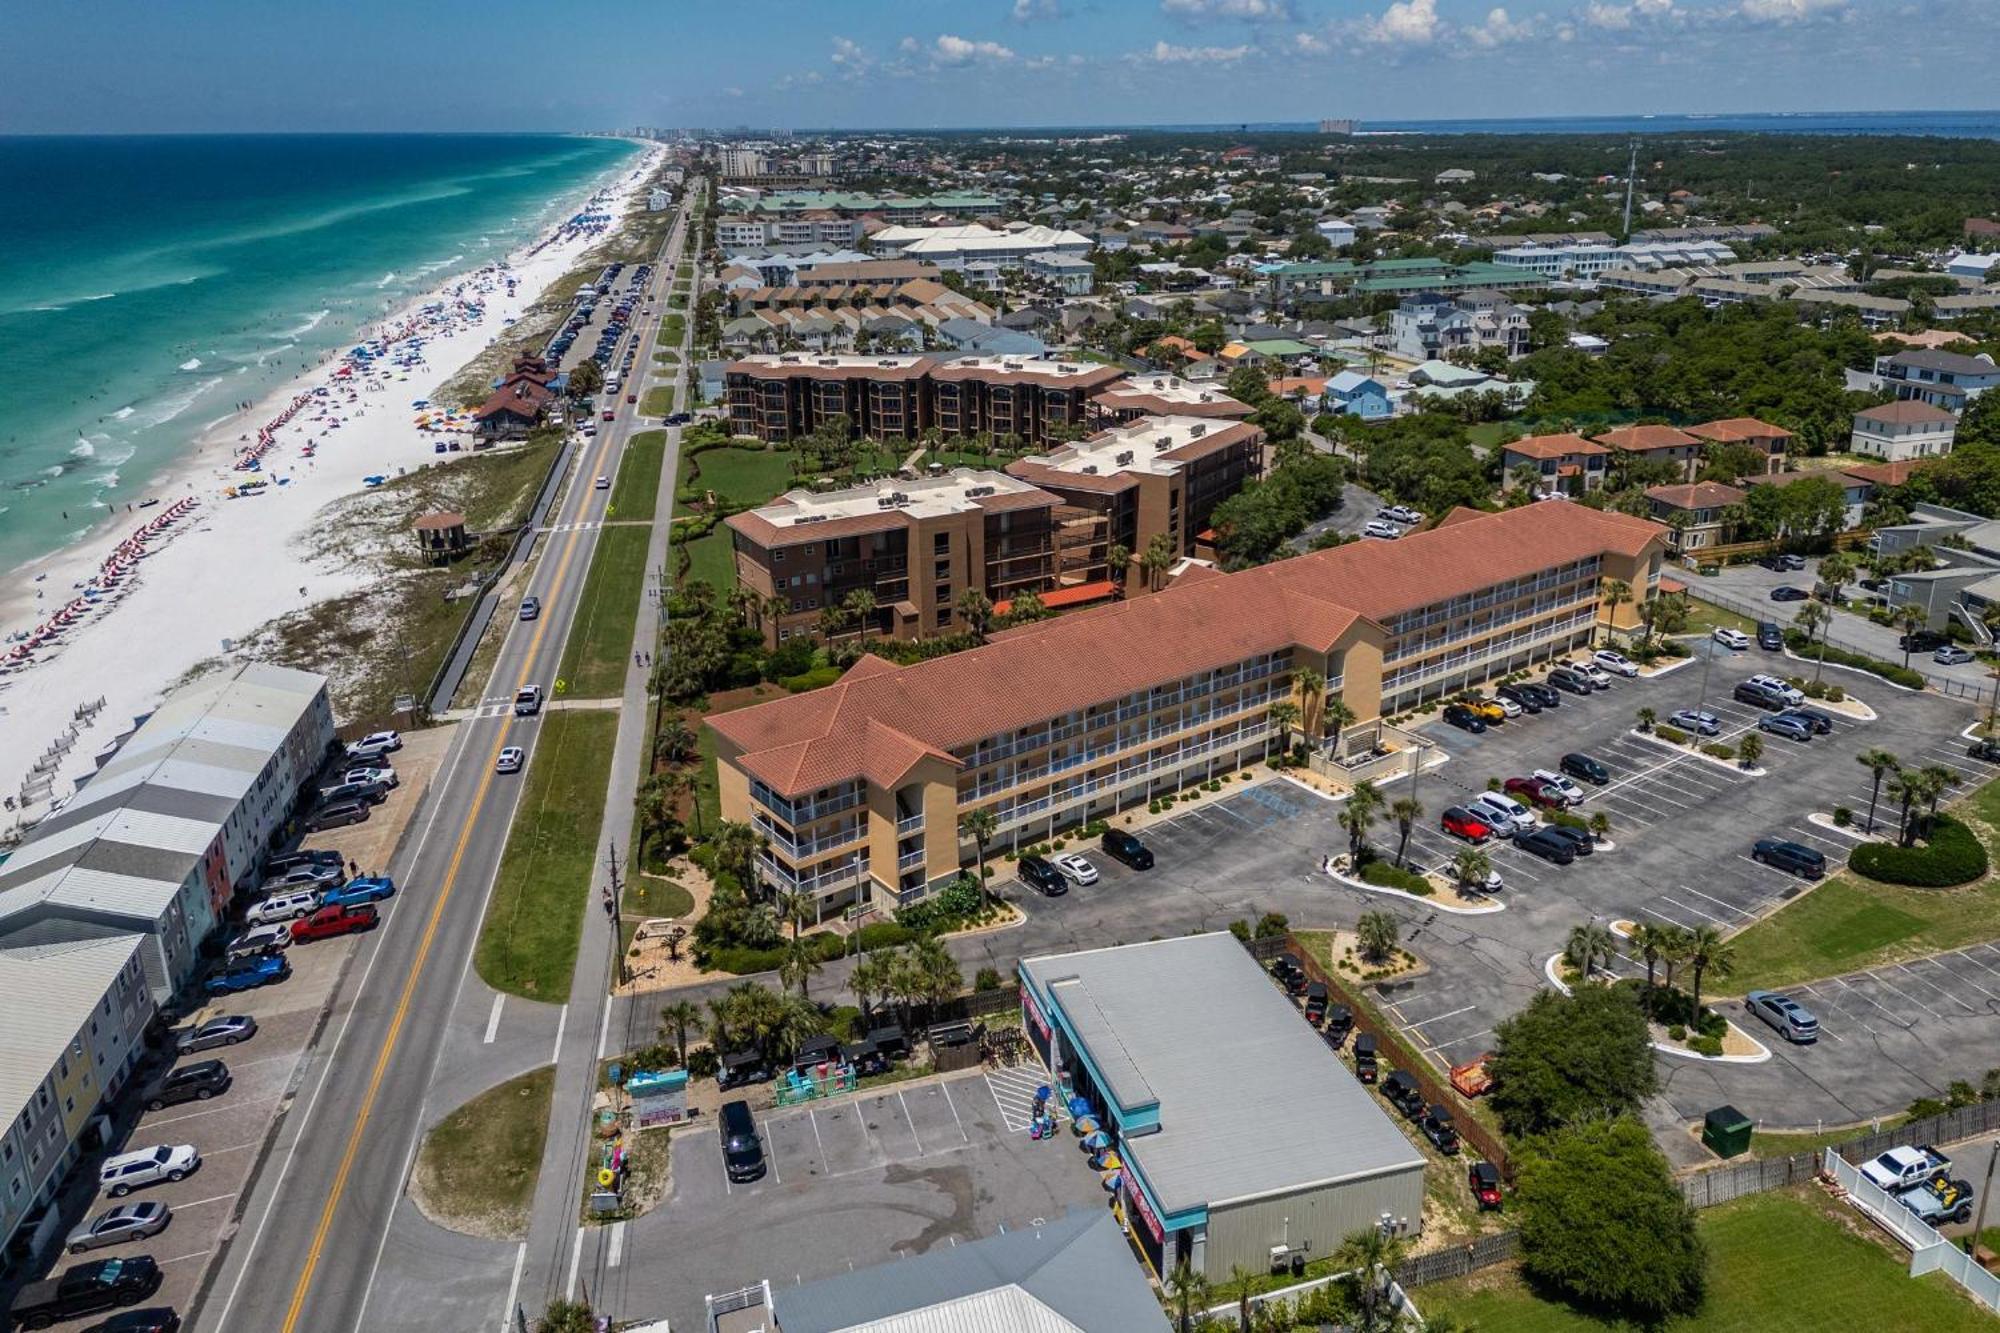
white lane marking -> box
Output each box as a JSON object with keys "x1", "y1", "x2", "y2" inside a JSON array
[
  {"x1": 898, "y1": 1088, "x2": 926, "y2": 1154},
  {"x1": 1867, "y1": 969, "x2": 1945, "y2": 1021},
  {"x1": 1403, "y1": 1004, "x2": 1478, "y2": 1031},
  {"x1": 565, "y1": 1225, "x2": 585, "y2": 1300},
  {"x1": 1657, "y1": 893, "x2": 1730, "y2": 926},
  {"x1": 482, "y1": 993, "x2": 504, "y2": 1044},
  {"x1": 596, "y1": 999, "x2": 613, "y2": 1061},
  {"x1": 808, "y1": 1107, "x2": 829, "y2": 1173},
  {"x1": 767, "y1": 1117, "x2": 783, "y2": 1185},
  {"x1": 606, "y1": 1220, "x2": 626, "y2": 1268},
  {"x1": 499, "y1": 1243, "x2": 526, "y2": 1333},
  {"x1": 941, "y1": 1079, "x2": 970, "y2": 1144},
  {"x1": 1424, "y1": 1028, "x2": 1494, "y2": 1056},
  {"x1": 551, "y1": 1003, "x2": 568, "y2": 1065},
  {"x1": 145, "y1": 1094, "x2": 281, "y2": 1128}
]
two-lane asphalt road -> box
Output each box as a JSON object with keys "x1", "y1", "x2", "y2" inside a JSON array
[{"x1": 196, "y1": 190, "x2": 696, "y2": 1333}]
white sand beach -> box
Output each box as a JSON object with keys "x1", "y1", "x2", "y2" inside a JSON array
[{"x1": 0, "y1": 145, "x2": 664, "y2": 832}]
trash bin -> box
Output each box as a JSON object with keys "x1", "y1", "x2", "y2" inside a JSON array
[{"x1": 1702, "y1": 1104, "x2": 1753, "y2": 1159}]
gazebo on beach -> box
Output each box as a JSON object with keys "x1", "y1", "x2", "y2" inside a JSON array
[{"x1": 413, "y1": 511, "x2": 469, "y2": 565}]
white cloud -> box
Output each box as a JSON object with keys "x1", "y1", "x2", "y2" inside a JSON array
[
  {"x1": 831, "y1": 36, "x2": 865, "y2": 66},
  {"x1": 1467, "y1": 6, "x2": 1537, "y2": 44},
  {"x1": 931, "y1": 33, "x2": 1017, "y2": 63},
  {"x1": 1355, "y1": 0, "x2": 1442, "y2": 44},
  {"x1": 1736, "y1": 0, "x2": 1845, "y2": 18},
  {"x1": 1582, "y1": 0, "x2": 1678, "y2": 28},
  {"x1": 1160, "y1": 0, "x2": 1294, "y2": 21},
  {"x1": 1292, "y1": 30, "x2": 1329, "y2": 52},
  {"x1": 1012, "y1": 0, "x2": 1063, "y2": 19},
  {"x1": 1147, "y1": 38, "x2": 1253, "y2": 61}
]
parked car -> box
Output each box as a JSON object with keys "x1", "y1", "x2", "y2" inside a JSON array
[
  {"x1": 1900, "y1": 629, "x2": 1949, "y2": 653},
  {"x1": 1592, "y1": 649, "x2": 1639, "y2": 678},
  {"x1": 345, "y1": 730, "x2": 402, "y2": 759},
  {"x1": 1971, "y1": 737, "x2": 2000, "y2": 762},
  {"x1": 719, "y1": 1099, "x2": 766, "y2": 1183},
  {"x1": 1273, "y1": 954, "x2": 1309, "y2": 996},
  {"x1": 203, "y1": 954, "x2": 289, "y2": 995},
  {"x1": 263, "y1": 849, "x2": 341, "y2": 878},
  {"x1": 1860, "y1": 1144, "x2": 1949, "y2": 1192},
  {"x1": 174, "y1": 1015, "x2": 256, "y2": 1055},
  {"x1": 10, "y1": 1256, "x2": 163, "y2": 1329},
  {"x1": 321, "y1": 875, "x2": 396, "y2": 907},
  {"x1": 143, "y1": 1061, "x2": 230, "y2": 1112},
  {"x1": 1459, "y1": 697, "x2": 1507, "y2": 723},
  {"x1": 100, "y1": 1146, "x2": 200, "y2": 1197},
  {"x1": 1421, "y1": 1104, "x2": 1462, "y2": 1155},
  {"x1": 291, "y1": 903, "x2": 379, "y2": 943},
  {"x1": 1668, "y1": 709, "x2": 1721, "y2": 736},
  {"x1": 1560, "y1": 753, "x2": 1611, "y2": 785},
  {"x1": 1469, "y1": 792, "x2": 1537, "y2": 835},
  {"x1": 1324, "y1": 1005, "x2": 1354, "y2": 1048},
  {"x1": 318, "y1": 779, "x2": 389, "y2": 808},
  {"x1": 1571, "y1": 661, "x2": 1613, "y2": 690},
  {"x1": 1741, "y1": 991, "x2": 1823, "y2": 1046},
  {"x1": 1759, "y1": 714, "x2": 1814, "y2": 743},
  {"x1": 1495, "y1": 683, "x2": 1543, "y2": 714},
  {"x1": 1487, "y1": 694, "x2": 1523, "y2": 719},
  {"x1": 1936, "y1": 644, "x2": 1976, "y2": 665},
  {"x1": 1352, "y1": 1032, "x2": 1378, "y2": 1083},
  {"x1": 341, "y1": 766, "x2": 397, "y2": 790},
  {"x1": 1547, "y1": 665, "x2": 1594, "y2": 695},
  {"x1": 1381, "y1": 1069, "x2": 1424, "y2": 1117},
  {"x1": 1017, "y1": 854, "x2": 1068, "y2": 896},
  {"x1": 1378, "y1": 505, "x2": 1423, "y2": 525},
  {"x1": 306, "y1": 800, "x2": 370, "y2": 832},
  {"x1": 1439, "y1": 806, "x2": 1495, "y2": 843},
  {"x1": 1747, "y1": 674, "x2": 1805, "y2": 705},
  {"x1": 495, "y1": 746, "x2": 525, "y2": 774},
  {"x1": 716, "y1": 1051, "x2": 772, "y2": 1091},
  {"x1": 245, "y1": 889, "x2": 322, "y2": 926},
  {"x1": 1757, "y1": 621, "x2": 1784, "y2": 650},
  {"x1": 224, "y1": 923, "x2": 292, "y2": 960},
  {"x1": 514, "y1": 685, "x2": 543, "y2": 716},
  {"x1": 1303, "y1": 982, "x2": 1328, "y2": 1025},
  {"x1": 1751, "y1": 837, "x2": 1825, "y2": 878},
  {"x1": 1442, "y1": 703, "x2": 1488, "y2": 733},
  {"x1": 1733, "y1": 680, "x2": 1788, "y2": 710},
  {"x1": 1503, "y1": 776, "x2": 1562, "y2": 809},
  {"x1": 1540, "y1": 824, "x2": 1594, "y2": 858},
  {"x1": 1362, "y1": 520, "x2": 1402, "y2": 540},
  {"x1": 518, "y1": 596, "x2": 541, "y2": 621},
  {"x1": 1050, "y1": 853, "x2": 1098, "y2": 887},
  {"x1": 1519, "y1": 681, "x2": 1561, "y2": 709},
  {"x1": 1101, "y1": 829, "x2": 1154, "y2": 870},
  {"x1": 1772, "y1": 552, "x2": 1807, "y2": 571},
  {"x1": 77, "y1": 1309, "x2": 182, "y2": 1333},
  {"x1": 1770, "y1": 585, "x2": 1809, "y2": 602},
  {"x1": 1468, "y1": 1161, "x2": 1503, "y2": 1212},
  {"x1": 1776, "y1": 706, "x2": 1834, "y2": 735},
  {"x1": 1898, "y1": 1173, "x2": 1975, "y2": 1225},
  {"x1": 1513, "y1": 827, "x2": 1577, "y2": 864},
  {"x1": 1711, "y1": 627, "x2": 1750, "y2": 651},
  {"x1": 1530, "y1": 769, "x2": 1587, "y2": 806},
  {"x1": 67, "y1": 1202, "x2": 171, "y2": 1255},
  {"x1": 265, "y1": 863, "x2": 341, "y2": 891}
]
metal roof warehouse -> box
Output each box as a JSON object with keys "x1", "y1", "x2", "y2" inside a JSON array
[{"x1": 1017, "y1": 933, "x2": 1425, "y2": 1281}]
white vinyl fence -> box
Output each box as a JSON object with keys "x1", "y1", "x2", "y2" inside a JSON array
[{"x1": 1821, "y1": 1148, "x2": 2000, "y2": 1313}]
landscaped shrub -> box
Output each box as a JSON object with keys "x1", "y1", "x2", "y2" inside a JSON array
[
  {"x1": 1850, "y1": 814, "x2": 1989, "y2": 887},
  {"x1": 1654, "y1": 724, "x2": 1689, "y2": 745},
  {"x1": 1359, "y1": 860, "x2": 1432, "y2": 895},
  {"x1": 1689, "y1": 1034, "x2": 1724, "y2": 1058},
  {"x1": 1546, "y1": 808, "x2": 1589, "y2": 832},
  {"x1": 1784, "y1": 630, "x2": 1926, "y2": 689},
  {"x1": 854, "y1": 921, "x2": 918, "y2": 951},
  {"x1": 1834, "y1": 806, "x2": 1853, "y2": 827},
  {"x1": 1701, "y1": 742, "x2": 1737, "y2": 761}
]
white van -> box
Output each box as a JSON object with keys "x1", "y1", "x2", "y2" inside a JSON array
[{"x1": 1469, "y1": 792, "x2": 1538, "y2": 835}]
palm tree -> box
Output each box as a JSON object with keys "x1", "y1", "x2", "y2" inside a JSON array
[
  {"x1": 1294, "y1": 666, "x2": 1326, "y2": 739},
  {"x1": 1225, "y1": 1264, "x2": 1258, "y2": 1333},
  {"x1": 1509, "y1": 461, "x2": 1544, "y2": 495},
  {"x1": 772, "y1": 888, "x2": 812, "y2": 941},
  {"x1": 1564, "y1": 920, "x2": 1615, "y2": 982},
  {"x1": 778, "y1": 934, "x2": 822, "y2": 1000},
  {"x1": 1858, "y1": 749, "x2": 1900, "y2": 834},
  {"x1": 1599, "y1": 577, "x2": 1632, "y2": 646},
  {"x1": 1165, "y1": 1263, "x2": 1212, "y2": 1333},
  {"x1": 1636, "y1": 706, "x2": 1656, "y2": 732},
  {"x1": 1267, "y1": 700, "x2": 1301, "y2": 754},
  {"x1": 1896, "y1": 604, "x2": 1928, "y2": 669},
  {"x1": 1340, "y1": 780, "x2": 1384, "y2": 862},
  {"x1": 843, "y1": 589, "x2": 878, "y2": 647},
  {"x1": 850, "y1": 949, "x2": 892, "y2": 1024},
  {"x1": 1819, "y1": 550, "x2": 1855, "y2": 599},
  {"x1": 1794, "y1": 599, "x2": 1831, "y2": 681},
  {"x1": 1918, "y1": 763, "x2": 1960, "y2": 838},
  {"x1": 1321, "y1": 697, "x2": 1357, "y2": 753},
  {"x1": 1450, "y1": 848, "x2": 1492, "y2": 896},
  {"x1": 1141, "y1": 532, "x2": 1177, "y2": 592},
  {"x1": 761, "y1": 591, "x2": 790, "y2": 630},
  {"x1": 1629, "y1": 921, "x2": 1664, "y2": 1016},
  {"x1": 1390, "y1": 796, "x2": 1423, "y2": 869},
  {"x1": 955, "y1": 588, "x2": 995, "y2": 641},
  {"x1": 910, "y1": 936, "x2": 962, "y2": 1022},
  {"x1": 1655, "y1": 924, "x2": 1694, "y2": 1010},
  {"x1": 1686, "y1": 924, "x2": 1735, "y2": 1028},
  {"x1": 1737, "y1": 731, "x2": 1764, "y2": 770},
  {"x1": 770, "y1": 992, "x2": 827, "y2": 1060},
  {"x1": 536, "y1": 1299, "x2": 596, "y2": 1333},
  {"x1": 1357, "y1": 909, "x2": 1398, "y2": 962},
  {"x1": 1106, "y1": 541, "x2": 1131, "y2": 590},
  {"x1": 1334, "y1": 1226, "x2": 1410, "y2": 1333},
  {"x1": 653, "y1": 716, "x2": 698, "y2": 766},
  {"x1": 959, "y1": 808, "x2": 999, "y2": 888},
  {"x1": 658, "y1": 999, "x2": 700, "y2": 1066}
]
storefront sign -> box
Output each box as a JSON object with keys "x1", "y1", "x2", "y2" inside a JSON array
[
  {"x1": 1126, "y1": 1171, "x2": 1164, "y2": 1245},
  {"x1": 1022, "y1": 985, "x2": 1051, "y2": 1044},
  {"x1": 627, "y1": 1069, "x2": 689, "y2": 1128}
]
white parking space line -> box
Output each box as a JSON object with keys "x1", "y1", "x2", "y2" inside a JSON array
[
  {"x1": 482, "y1": 992, "x2": 504, "y2": 1044},
  {"x1": 940, "y1": 1079, "x2": 971, "y2": 1144},
  {"x1": 1799, "y1": 984, "x2": 1864, "y2": 1038},
  {"x1": 1657, "y1": 892, "x2": 1731, "y2": 926},
  {"x1": 1919, "y1": 955, "x2": 2000, "y2": 1005},
  {"x1": 565, "y1": 1226, "x2": 584, "y2": 1300},
  {"x1": 1673, "y1": 884, "x2": 1756, "y2": 920},
  {"x1": 808, "y1": 1106, "x2": 828, "y2": 1168},
  {"x1": 1642, "y1": 903, "x2": 1700, "y2": 930},
  {"x1": 1891, "y1": 964, "x2": 1978, "y2": 1014},
  {"x1": 1862, "y1": 971, "x2": 1943, "y2": 1022},
  {"x1": 898, "y1": 1089, "x2": 925, "y2": 1154},
  {"x1": 1404, "y1": 1004, "x2": 1479, "y2": 1031},
  {"x1": 159, "y1": 1249, "x2": 213, "y2": 1266},
  {"x1": 766, "y1": 1121, "x2": 783, "y2": 1184},
  {"x1": 1424, "y1": 1028, "x2": 1494, "y2": 1056},
  {"x1": 145, "y1": 1094, "x2": 281, "y2": 1128},
  {"x1": 500, "y1": 1243, "x2": 527, "y2": 1333},
  {"x1": 173, "y1": 1191, "x2": 239, "y2": 1211},
  {"x1": 1828, "y1": 976, "x2": 1908, "y2": 1031},
  {"x1": 1954, "y1": 947, "x2": 2000, "y2": 982}
]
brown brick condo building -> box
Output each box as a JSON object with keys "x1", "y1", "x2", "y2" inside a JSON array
[{"x1": 712, "y1": 503, "x2": 1667, "y2": 919}]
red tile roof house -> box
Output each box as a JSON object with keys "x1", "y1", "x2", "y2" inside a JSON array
[
  {"x1": 1499, "y1": 433, "x2": 1611, "y2": 495},
  {"x1": 1592, "y1": 424, "x2": 1705, "y2": 483},
  {"x1": 1685, "y1": 418, "x2": 1795, "y2": 475},
  {"x1": 1644, "y1": 481, "x2": 1747, "y2": 553}
]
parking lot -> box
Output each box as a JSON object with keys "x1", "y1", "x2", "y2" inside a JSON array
[{"x1": 601, "y1": 1065, "x2": 1109, "y2": 1331}]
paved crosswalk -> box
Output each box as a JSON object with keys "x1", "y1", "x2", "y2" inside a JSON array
[{"x1": 984, "y1": 1058, "x2": 1070, "y2": 1133}]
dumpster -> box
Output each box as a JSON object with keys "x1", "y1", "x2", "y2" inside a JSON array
[{"x1": 1702, "y1": 1104, "x2": 1753, "y2": 1159}]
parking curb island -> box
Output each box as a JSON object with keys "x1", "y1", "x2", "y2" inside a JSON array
[
  {"x1": 1635, "y1": 654, "x2": 1699, "y2": 679},
  {"x1": 1626, "y1": 727, "x2": 1769, "y2": 777},
  {"x1": 1782, "y1": 647, "x2": 1923, "y2": 695},
  {"x1": 1806, "y1": 811, "x2": 1889, "y2": 841},
  {"x1": 1541, "y1": 954, "x2": 1773, "y2": 1064},
  {"x1": 1323, "y1": 863, "x2": 1505, "y2": 916}
]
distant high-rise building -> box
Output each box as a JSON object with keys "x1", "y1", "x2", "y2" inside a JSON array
[{"x1": 1318, "y1": 118, "x2": 1357, "y2": 135}]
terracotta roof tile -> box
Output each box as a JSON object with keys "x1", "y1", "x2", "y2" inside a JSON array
[
  {"x1": 1841, "y1": 459, "x2": 1940, "y2": 487},
  {"x1": 1645, "y1": 482, "x2": 1747, "y2": 509},
  {"x1": 1503, "y1": 433, "x2": 1610, "y2": 461},
  {"x1": 1685, "y1": 417, "x2": 1794, "y2": 444},
  {"x1": 1593, "y1": 424, "x2": 1701, "y2": 452},
  {"x1": 1856, "y1": 399, "x2": 1956, "y2": 425}
]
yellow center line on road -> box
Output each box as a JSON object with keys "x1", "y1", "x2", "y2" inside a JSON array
[{"x1": 274, "y1": 316, "x2": 652, "y2": 1329}]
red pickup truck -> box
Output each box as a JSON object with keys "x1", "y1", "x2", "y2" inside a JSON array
[{"x1": 291, "y1": 903, "x2": 379, "y2": 943}]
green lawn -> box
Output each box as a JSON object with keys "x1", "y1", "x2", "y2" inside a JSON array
[
  {"x1": 1468, "y1": 421, "x2": 1513, "y2": 450},
  {"x1": 679, "y1": 527, "x2": 735, "y2": 592},
  {"x1": 660, "y1": 314, "x2": 685, "y2": 344},
  {"x1": 1725, "y1": 777, "x2": 2000, "y2": 987},
  {"x1": 412, "y1": 1065, "x2": 553, "y2": 1239},
  {"x1": 1422, "y1": 1189, "x2": 1997, "y2": 1332},
  {"x1": 641, "y1": 385, "x2": 676, "y2": 417},
  {"x1": 686, "y1": 446, "x2": 799, "y2": 508},
  {"x1": 1681, "y1": 594, "x2": 1761, "y2": 638},
  {"x1": 556, "y1": 524, "x2": 653, "y2": 699},
  {"x1": 609, "y1": 430, "x2": 666, "y2": 519},
  {"x1": 475, "y1": 710, "x2": 620, "y2": 1000}
]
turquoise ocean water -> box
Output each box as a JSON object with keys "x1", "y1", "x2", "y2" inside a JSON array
[{"x1": 0, "y1": 134, "x2": 641, "y2": 574}]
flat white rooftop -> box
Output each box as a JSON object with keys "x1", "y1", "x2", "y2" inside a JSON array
[
  {"x1": 764, "y1": 468, "x2": 1040, "y2": 527},
  {"x1": 1096, "y1": 375, "x2": 1243, "y2": 409},
  {"x1": 1035, "y1": 416, "x2": 1242, "y2": 479}
]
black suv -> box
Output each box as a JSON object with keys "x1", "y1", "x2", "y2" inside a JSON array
[
  {"x1": 1752, "y1": 837, "x2": 1825, "y2": 879},
  {"x1": 1495, "y1": 683, "x2": 1543, "y2": 714},
  {"x1": 1900, "y1": 629, "x2": 1948, "y2": 653},
  {"x1": 10, "y1": 1256, "x2": 162, "y2": 1329},
  {"x1": 1541, "y1": 824, "x2": 1594, "y2": 858},
  {"x1": 1100, "y1": 829, "x2": 1154, "y2": 870},
  {"x1": 1971, "y1": 737, "x2": 2000, "y2": 763},
  {"x1": 1018, "y1": 854, "x2": 1068, "y2": 896},
  {"x1": 1514, "y1": 827, "x2": 1577, "y2": 865},
  {"x1": 144, "y1": 1060, "x2": 231, "y2": 1112},
  {"x1": 1757, "y1": 621, "x2": 1784, "y2": 650},
  {"x1": 1733, "y1": 680, "x2": 1787, "y2": 710},
  {"x1": 1560, "y1": 752, "x2": 1610, "y2": 785}
]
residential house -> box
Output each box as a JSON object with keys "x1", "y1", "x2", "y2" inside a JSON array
[
  {"x1": 1593, "y1": 424, "x2": 1704, "y2": 483},
  {"x1": 1741, "y1": 469, "x2": 1873, "y2": 533},
  {"x1": 1685, "y1": 417, "x2": 1793, "y2": 475},
  {"x1": 1645, "y1": 481, "x2": 1746, "y2": 553},
  {"x1": 1851, "y1": 399, "x2": 1958, "y2": 462},
  {"x1": 1315, "y1": 218, "x2": 1357, "y2": 248},
  {"x1": 1023, "y1": 253, "x2": 1095, "y2": 295},
  {"x1": 1876, "y1": 349, "x2": 2000, "y2": 411},
  {"x1": 1500, "y1": 432, "x2": 1610, "y2": 495},
  {"x1": 1324, "y1": 369, "x2": 1391, "y2": 420},
  {"x1": 1266, "y1": 376, "x2": 1329, "y2": 410},
  {"x1": 1388, "y1": 292, "x2": 1529, "y2": 362},
  {"x1": 935, "y1": 319, "x2": 1046, "y2": 357}
]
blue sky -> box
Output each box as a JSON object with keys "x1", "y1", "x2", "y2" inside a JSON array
[{"x1": 6, "y1": 0, "x2": 1994, "y2": 133}]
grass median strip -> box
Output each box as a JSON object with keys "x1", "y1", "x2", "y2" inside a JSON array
[
  {"x1": 475, "y1": 710, "x2": 621, "y2": 999},
  {"x1": 609, "y1": 430, "x2": 665, "y2": 518},
  {"x1": 411, "y1": 1065, "x2": 554, "y2": 1240},
  {"x1": 640, "y1": 385, "x2": 676, "y2": 417},
  {"x1": 557, "y1": 524, "x2": 652, "y2": 699},
  {"x1": 1423, "y1": 1187, "x2": 1997, "y2": 1331}
]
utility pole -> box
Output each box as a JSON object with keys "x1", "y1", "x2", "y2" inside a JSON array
[
  {"x1": 604, "y1": 841, "x2": 626, "y2": 988},
  {"x1": 1621, "y1": 140, "x2": 1640, "y2": 241},
  {"x1": 1967, "y1": 1139, "x2": 1999, "y2": 1256}
]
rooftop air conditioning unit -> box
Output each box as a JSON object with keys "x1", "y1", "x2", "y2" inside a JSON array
[
  {"x1": 1081, "y1": 465, "x2": 1098, "y2": 475},
  {"x1": 877, "y1": 496, "x2": 899, "y2": 508},
  {"x1": 1189, "y1": 423, "x2": 1207, "y2": 438},
  {"x1": 1115, "y1": 450, "x2": 1134, "y2": 466},
  {"x1": 818, "y1": 357, "x2": 839, "y2": 366},
  {"x1": 794, "y1": 513, "x2": 829, "y2": 524},
  {"x1": 1199, "y1": 392, "x2": 1212, "y2": 402},
  {"x1": 966, "y1": 485, "x2": 995, "y2": 498}
]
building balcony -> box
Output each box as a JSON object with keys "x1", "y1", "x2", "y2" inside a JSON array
[{"x1": 896, "y1": 812, "x2": 924, "y2": 836}]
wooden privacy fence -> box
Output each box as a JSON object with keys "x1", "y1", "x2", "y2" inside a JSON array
[
  {"x1": 1680, "y1": 1098, "x2": 2000, "y2": 1209},
  {"x1": 1395, "y1": 1230, "x2": 1520, "y2": 1289}
]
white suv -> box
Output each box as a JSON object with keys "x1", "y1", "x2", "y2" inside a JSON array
[
  {"x1": 1530, "y1": 770, "x2": 1587, "y2": 806},
  {"x1": 1747, "y1": 674, "x2": 1804, "y2": 706},
  {"x1": 100, "y1": 1144, "x2": 200, "y2": 1197},
  {"x1": 245, "y1": 889, "x2": 322, "y2": 925},
  {"x1": 1470, "y1": 792, "x2": 1538, "y2": 835}
]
